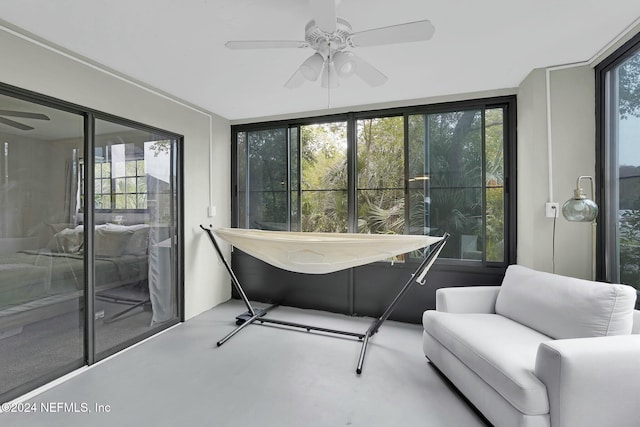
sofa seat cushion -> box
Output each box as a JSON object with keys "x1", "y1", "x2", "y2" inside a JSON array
[{"x1": 423, "y1": 311, "x2": 552, "y2": 415}]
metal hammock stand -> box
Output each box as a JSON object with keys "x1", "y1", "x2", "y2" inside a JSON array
[{"x1": 201, "y1": 225, "x2": 448, "y2": 375}]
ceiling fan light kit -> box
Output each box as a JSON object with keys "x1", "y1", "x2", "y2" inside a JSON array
[{"x1": 225, "y1": 0, "x2": 435, "y2": 89}]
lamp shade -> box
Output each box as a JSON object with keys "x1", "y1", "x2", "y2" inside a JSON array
[
  {"x1": 562, "y1": 188, "x2": 598, "y2": 222},
  {"x1": 333, "y1": 51, "x2": 356, "y2": 78},
  {"x1": 299, "y1": 53, "x2": 325, "y2": 81}
]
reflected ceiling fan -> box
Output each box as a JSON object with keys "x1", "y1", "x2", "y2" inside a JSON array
[
  {"x1": 225, "y1": 0, "x2": 435, "y2": 88},
  {"x1": 0, "y1": 110, "x2": 50, "y2": 131}
]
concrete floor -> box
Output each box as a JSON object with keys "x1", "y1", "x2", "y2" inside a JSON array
[{"x1": 1, "y1": 300, "x2": 489, "y2": 427}]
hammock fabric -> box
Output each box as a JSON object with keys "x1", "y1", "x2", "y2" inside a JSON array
[{"x1": 213, "y1": 227, "x2": 444, "y2": 275}]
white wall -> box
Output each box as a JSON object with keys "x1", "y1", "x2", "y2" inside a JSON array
[
  {"x1": 517, "y1": 65, "x2": 596, "y2": 279},
  {"x1": 0, "y1": 25, "x2": 232, "y2": 320},
  {"x1": 0, "y1": 133, "x2": 59, "y2": 237},
  {"x1": 517, "y1": 23, "x2": 640, "y2": 280}
]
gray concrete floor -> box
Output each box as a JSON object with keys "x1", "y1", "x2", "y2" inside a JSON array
[{"x1": 1, "y1": 300, "x2": 488, "y2": 426}]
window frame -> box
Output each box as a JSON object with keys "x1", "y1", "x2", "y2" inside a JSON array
[
  {"x1": 231, "y1": 95, "x2": 517, "y2": 269},
  {"x1": 81, "y1": 151, "x2": 150, "y2": 214}
]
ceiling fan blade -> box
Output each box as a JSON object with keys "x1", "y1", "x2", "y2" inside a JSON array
[
  {"x1": 349, "y1": 20, "x2": 435, "y2": 47},
  {"x1": 309, "y1": 0, "x2": 337, "y2": 33},
  {"x1": 0, "y1": 110, "x2": 50, "y2": 120},
  {"x1": 285, "y1": 69, "x2": 307, "y2": 89},
  {"x1": 351, "y1": 54, "x2": 387, "y2": 87},
  {"x1": 0, "y1": 116, "x2": 34, "y2": 131},
  {"x1": 225, "y1": 40, "x2": 309, "y2": 49}
]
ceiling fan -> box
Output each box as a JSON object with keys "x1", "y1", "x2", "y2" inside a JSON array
[
  {"x1": 0, "y1": 109, "x2": 50, "y2": 131},
  {"x1": 225, "y1": 0, "x2": 435, "y2": 89}
]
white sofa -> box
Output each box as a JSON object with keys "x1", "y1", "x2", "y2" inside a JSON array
[{"x1": 422, "y1": 265, "x2": 640, "y2": 427}]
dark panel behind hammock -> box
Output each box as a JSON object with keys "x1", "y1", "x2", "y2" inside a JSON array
[{"x1": 231, "y1": 250, "x2": 506, "y2": 324}]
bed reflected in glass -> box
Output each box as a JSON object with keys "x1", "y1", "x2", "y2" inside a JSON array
[{"x1": 0, "y1": 95, "x2": 85, "y2": 397}]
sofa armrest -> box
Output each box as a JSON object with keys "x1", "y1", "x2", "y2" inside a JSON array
[
  {"x1": 435, "y1": 286, "x2": 500, "y2": 313},
  {"x1": 535, "y1": 335, "x2": 640, "y2": 427}
]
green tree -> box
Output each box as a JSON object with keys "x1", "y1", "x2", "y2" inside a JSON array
[
  {"x1": 356, "y1": 117, "x2": 405, "y2": 234},
  {"x1": 240, "y1": 109, "x2": 506, "y2": 262},
  {"x1": 300, "y1": 123, "x2": 348, "y2": 232},
  {"x1": 619, "y1": 55, "x2": 640, "y2": 119},
  {"x1": 245, "y1": 129, "x2": 288, "y2": 229}
]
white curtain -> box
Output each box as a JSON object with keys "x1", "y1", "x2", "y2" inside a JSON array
[
  {"x1": 145, "y1": 141, "x2": 174, "y2": 325},
  {"x1": 63, "y1": 149, "x2": 79, "y2": 225}
]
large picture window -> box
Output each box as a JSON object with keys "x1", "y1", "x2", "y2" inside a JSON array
[
  {"x1": 233, "y1": 97, "x2": 515, "y2": 267},
  {"x1": 597, "y1": 32, "x2": 640, "y2": 290}
]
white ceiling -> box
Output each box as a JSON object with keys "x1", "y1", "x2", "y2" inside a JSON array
[{"x1": 1, "y1": 0, "x2": 639, "y2": 122}]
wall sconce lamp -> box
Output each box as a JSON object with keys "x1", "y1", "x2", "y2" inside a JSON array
[{"x1": 562, "y1": 175, "x2": 598, "y2": 279}]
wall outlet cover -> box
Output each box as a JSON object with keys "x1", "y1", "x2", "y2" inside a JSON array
[{"x1": 546, "y1": 202, "x2": 560, "y2": 218}]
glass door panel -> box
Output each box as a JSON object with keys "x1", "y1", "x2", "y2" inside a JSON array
[
  {"x1": 93, "y1": 120, "x2": 179, "y2": 356},
  {"x1": 0, "y1": 94, "x2": 85, "y2": 399},
  {"x1": 608, "y1": 47, "x2": 640, "y2": 289}
]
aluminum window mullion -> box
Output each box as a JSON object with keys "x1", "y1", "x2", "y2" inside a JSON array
[
  {"x1": 403, "y1": 114, "x2": 410, "y2": 235},
  {"x1": 481, "y1": 109, "x2": 487, "y2": 264},
  {"x1": 296, "y1": 126, "x2": 302, "y2": 231},
  {"x1": 347, "y1": 113, "x2": 357, "y2": 233},
  {"x1": 84, "y1": 113, "x2": 96, "y2": 366}
]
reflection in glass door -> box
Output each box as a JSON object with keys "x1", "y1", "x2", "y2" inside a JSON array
[
  {"x1": 93, "y1": 119, "x2": 179, "y2": 357},
  {"x1": 0, "y1": 87, "x2": 182, "y2": 403},
  {"x1": 0, "y1": 94, "x2": 85, "y2": 399}
]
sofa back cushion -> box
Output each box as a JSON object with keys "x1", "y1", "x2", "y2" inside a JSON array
[{"x1": 495, "y1": 265, "x2": 637, "y2": 339}]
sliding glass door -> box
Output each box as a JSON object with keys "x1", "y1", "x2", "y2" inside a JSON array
[
  {"x1": 598, "y1": 34, "x2": 640, "y2": 290},
  {"x1": 0, "y1": 86, "x2": 182, "y2": 403},
  {"x1": 92, "y1": 119, "x2": 179, "y2": 357},
  {"x1": 0, "y1": 93, "x2": 86, "y2": 399}
]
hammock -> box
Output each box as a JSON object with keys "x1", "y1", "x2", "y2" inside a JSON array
[
  {"x1": 212, "y1": 227, "x2": 444, "y2": 275},
  {"x1": 201, "y1": 225, "x2": 448, "y2": 374}
]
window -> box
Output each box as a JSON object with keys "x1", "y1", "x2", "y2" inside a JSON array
[
  {"x1": 407, "y1": 108, "x2": 505, "y2": 262},
  {"x1": 95, "y1": 150, "x2": 146, "y2": 210},
  {"x1": 236, "y1": 128, "x2": 289, "y2": 230},
  {"x1": 233, "y1": 97, "x2": 515, "y2": 267},
  {"x1": 597, "y1": 32, "x2": 640, "y2": 290},
  {"x1": 301, "y1": 122, "x2": 348, "y2": 232},
  {"x1": 85, "y1": 142, "x2": 170, "y2": 212},
  {"x1": 357, "y1": 116, "x2": 405, "y2": 235}
]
